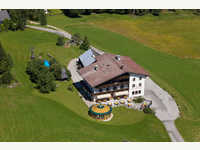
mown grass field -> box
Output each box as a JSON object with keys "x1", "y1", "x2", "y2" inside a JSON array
[
  {"x1": 48, "y1": 13, "x2": 200, "y2": 59},
  {"x1": 47, "y1": 13, "x2": 200, "y2": 141},
  {"x1": 0, "y1": 30, "x2": 169, "y2": 141}
]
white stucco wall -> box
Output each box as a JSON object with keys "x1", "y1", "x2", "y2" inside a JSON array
[{"x1": 128, "y1": 73, "x2": 146, "y2": 98}]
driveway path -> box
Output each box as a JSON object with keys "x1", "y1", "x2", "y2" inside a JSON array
[
  {"x1": 26, "y1": 25, "x2": 104, "y2": 55},
  {"x1": 144, "y1": 77, "x2": 184, "y2": 142},
  {"x1": 26, "y1": 23, "x2": 184, "y2": 142},
  {"x1": 67, "y1": 58, "x2": 95, "y2": 107}
]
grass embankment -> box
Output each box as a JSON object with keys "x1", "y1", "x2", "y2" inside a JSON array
[
  {"x1": 47, "y1": 13, "x2": 200, "y2": 141},
  {"x1": 0, "y1": 30, "x2": 169, "y2": 141}
]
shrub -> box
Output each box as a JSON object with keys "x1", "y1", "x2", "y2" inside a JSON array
[
  {"x1": 134, "y1": 96, "x2": 145, "y2": 103},
  {"x1": 66, "y1": 69, "x2": 71, "y2": 80},
  {"x1": 80, "y1": 36, "x2": 90, "y2": 50},
  {"x1": 26, "y1": 58, "x2": 56, "y2": 93},
  {"x1": 0, "y1": 24, "x2": 5, "y2": 32},
  {"x1": 0, "y1": 42, "x2": 14, "y2": 85},
  {"x1": 50, "y1": 63, "x2": 62, "y2": 80},
  {"x1": 3, "y1": 19, "x2": 10, "y2": 31},
  {"x1": 0, "y1": 71, "x2": 13, "y2": 85},
  {"x1": 56, "y1": 36, "x2": 65, "y2": 46},
  {"x1": 26, "y1": 58, "x2": 43, "y2": 83},
  {"x1": 36, "y1": 67, "x2": 56, "y2": 93},
  {"x1": 71, "y1": 33, "x2": 82, "y2": 45},
  {"x1": 143, "y1": 106, "x2": 154, "y2": 114},
  {"x1": 67, "y1": 85, "x2": 74, "y2": 92},
  {"x1": 40, "y1": 11, "x2": 47, "y2": 26}
]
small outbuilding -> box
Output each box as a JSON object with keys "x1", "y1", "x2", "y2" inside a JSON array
[
  {"x1": 0, "y1": 10, "x2": 10, "y2": 24},
  {"x1": 61, "y1": 67, "x2": 69, "y2": 80}
]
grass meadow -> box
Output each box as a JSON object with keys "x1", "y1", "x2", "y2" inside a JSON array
[
  {"x1": 47, "y1": 13, "x2": 200, "y2": 141},
  {"x1": 0, "y1": 30, "x2": 169, "y2": 141}
]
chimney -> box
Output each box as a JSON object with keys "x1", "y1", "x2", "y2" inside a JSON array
[
  {"x1": 115, "y1": 55, "x2": 120, "y2": 61},
  {"x1": 120, "y1": 64, "x2": 124, "y2": 70},
  {"x1": 94, "y1": 65, "x2": 98, "y2": 71}
]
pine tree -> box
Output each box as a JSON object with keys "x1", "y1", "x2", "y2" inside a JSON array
[
  {"x1": 36, "y1": 67, "x2": 56, "y2": 93},
  {"x1": 0, "y1": 42, "x2": 13, "y2": 85},
  {"x1": 40, "y1": 10, "x2": 47, "y2": 26},
  {"x1": 80, "y1": 36, "x2": 90, "y2": 50},
  {"x1": 0, "y1": 42, "x2": 6, "y2": 59}
]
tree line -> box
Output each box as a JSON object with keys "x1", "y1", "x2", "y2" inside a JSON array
[
  {"x1": 0, "y1": 9, "x2": 47, "y2": 32},
  {"x1": 0, "y1": 42, "x2": 14, "y2": 85},
  {"x1": 62, "y1": 9, "x2": 200, "y2": 17}
]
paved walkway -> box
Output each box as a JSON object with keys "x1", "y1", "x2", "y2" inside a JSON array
[{"x1": 27, "y1": 23, "x2": 184, "y2": 142}]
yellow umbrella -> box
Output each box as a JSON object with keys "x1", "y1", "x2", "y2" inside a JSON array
[
  {"x1": 114, "y1": 101, "x2": 119, "y2": 105},
  {"x1": 108, "y1": 102, "x2": 112, "y2": 106},
  {"x1": 128, "y1": 99, "x2": 132, "y2": 103}
]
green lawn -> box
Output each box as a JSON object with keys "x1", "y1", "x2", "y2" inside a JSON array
[
  {"x1": 0, "y1": 30, "x2": 169, "y2": 141},
  {"x1": 47, "y1": 13, "x2": 200, "y2": 58},
  {"x1": 47, "y1": 13, "x2": 200, "y2": 141}
]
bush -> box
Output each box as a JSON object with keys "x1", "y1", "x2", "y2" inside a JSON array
[
  {"x1": 50, "y1": 63, "x2": 62, "y2": 80},
  {"x1": 134, "y1": 97, "x2": 145, "y2": 103},
  {"x1": 0, "y1": 42, "x2": 14, "y2": 85},
  {"x1": 36, "y1": 66, "x2": 56, "y2": 93},
  {"x1": 3, "y1": 19, "x2": 10, "y2": 31},
  {"x1": 71, "y1": 33, "x2": 82, "y2": 46},
  {"x1": 56, "y1": 36, "x2": 65, "y2": 46},
  {"x1": 67, "y1": 85, "x2": 74, "y2": 92},
  {"x1": 143, "y1": 106, "x2": 154, "y2": 114},
  {"x1": 0, "y1": 71, "x2": 13, "y2": 85},
  {"x1": 26, "y1": 58, "x2": 43, "y2": 83},
  {"x1": 26, "y1": 58, "x2": 56, "y2": 93},
  {"x1": 66, "y1": 69, "x2": 71, "y2": 80},
  {"x1": 40, "y1": 11, "x2": 47, "y2": 25},
  {"x1": 0, "y1": 24, "x2": 5, "y2": 32},
  {"x1": 80, "y1": 36, "x2": 90, "y2": 50}
]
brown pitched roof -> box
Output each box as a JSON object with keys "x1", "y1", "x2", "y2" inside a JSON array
[{"x1": 78, "y1": 53, "x2": 149, "y2": 87}]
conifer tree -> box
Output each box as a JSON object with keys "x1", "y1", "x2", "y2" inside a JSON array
[{"x1": 80, "y1": 36, "x2": 90, "y2": 50}]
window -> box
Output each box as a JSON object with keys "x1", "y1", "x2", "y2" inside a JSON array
[
  {"x1": 135, "y1": 91, "x2": 138, "y2": 94},
  {"x1": 139, "y1": 83, "x2": 142, "y2": 87},
  {"x1": 139, "y1": 90, "x2": 141, "y2": 94},
  {"x1": 132, "y1": 84, "x2": 135, "y2": 88},
  {"x1": 132, "y1": 91, "x2": 135, "y2": 95},
  {"x1": 113, "y1": 86, "x2": 117, "y2": 90},
  {"x1": 120, "y1": 85, "x2": 124, "y2": 89},
  {"x1": 133, "y1": 78, "x2": 135, "y2": 81},
  {"x1": 99, "y1": 88, "x2": 102, "y2": 92},
  {"x1": 139, "y1": 77, "x2": 142, "y2": 80},
  {"x1": 106, "y1": 87, "x2": 110, "y2": 91}
]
